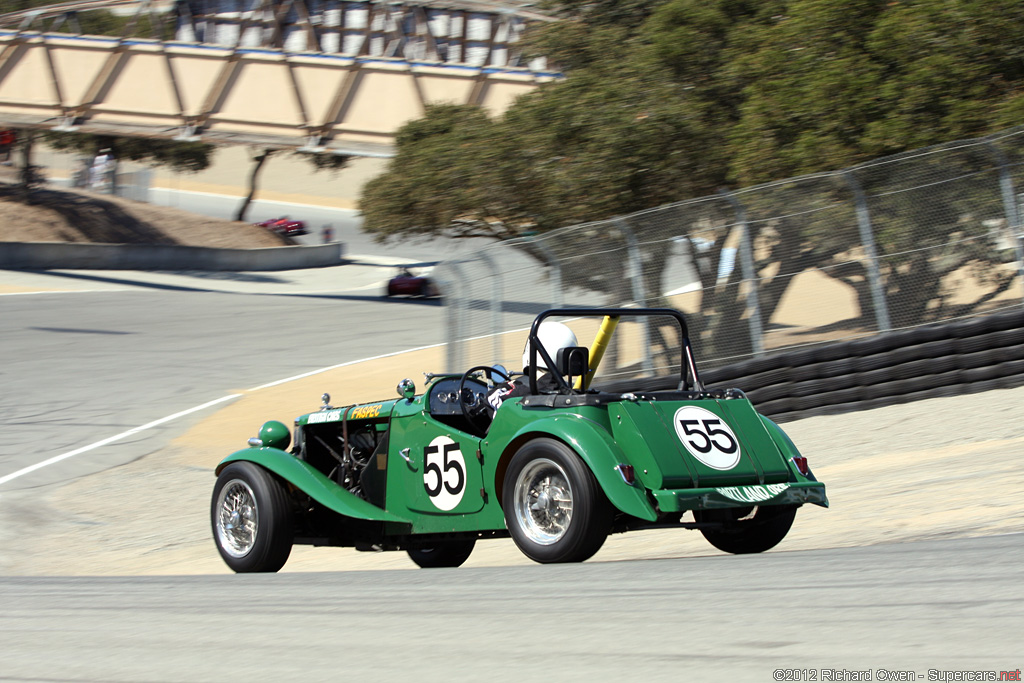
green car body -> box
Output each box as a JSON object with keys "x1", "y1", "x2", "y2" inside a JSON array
[{"x1": 212, "y1": 308, "x2": 827, "y2": 572}]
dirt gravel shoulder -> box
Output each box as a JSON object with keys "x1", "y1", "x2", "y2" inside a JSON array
[{"x1": 1, "y1": 350, "x2": 1021, "y2": 576}]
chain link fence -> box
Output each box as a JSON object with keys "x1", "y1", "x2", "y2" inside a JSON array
[{"x1": 437, "y1": 127, "x2": 1024, "y2": 382}]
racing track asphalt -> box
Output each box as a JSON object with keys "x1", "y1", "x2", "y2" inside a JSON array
[{"x1": 0, "y1": 533, "x2": 1020, "y2": 681}]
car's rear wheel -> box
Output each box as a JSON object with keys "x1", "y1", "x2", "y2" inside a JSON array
[
  {"x1": 503, "y1": 438, "x2": 612, "y2": 563},
  {"x1": 211, "y1": 461, "x2": 294, "y2": 573},
  {"x1": 406, "y1": 539, "x2": 477, "y2": 568},
  {"x1": 694, "y1": 504, "x2": 797, "y2": 554}
]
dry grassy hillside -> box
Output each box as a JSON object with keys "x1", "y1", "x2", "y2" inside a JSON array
[{"x1": 0, "y1": 182, "x2": 290, "y2": 249}]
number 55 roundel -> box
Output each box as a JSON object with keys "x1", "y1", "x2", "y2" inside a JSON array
[
  {"x1": 423, "y1": 435, "x2": 467, "y2": 511},
  {"x1": 673, "y1": 406, "x2": 741, "y2": 470}
]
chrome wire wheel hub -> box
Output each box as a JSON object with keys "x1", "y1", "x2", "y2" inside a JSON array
[
  {"x1": 513, "y1": 458, "x2": 573, "y2": 545},
  {"x1": 216, "y1": 479, "x2": 258, "y2": 558}
]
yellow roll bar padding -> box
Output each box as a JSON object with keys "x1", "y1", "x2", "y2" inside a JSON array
[{"x1": 575, "y1": 315, "x2": 620, "y2": 390}]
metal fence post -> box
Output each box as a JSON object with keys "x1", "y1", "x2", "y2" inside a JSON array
[
  {"x1": 476, "y1": 249, "x2": 504, "y2": 361},
  {"x1": 717, "y1": 191, "x2": 765, "y2": 356},
  {"x1": 615, "y1": 218, "x2": 653, "y2": 373},
  {"x1": 986, "y1": 140, "x2": 1024, "y2": 306},
  {"x1": 528, "y1": 236, "x2": 563, "y2": 308},
  {"x1": 440, "y1": 259, "x2": 469, "y2": 373},
  {"x1": 842, "y1": 170, "x2": 893, "y2": 331}
]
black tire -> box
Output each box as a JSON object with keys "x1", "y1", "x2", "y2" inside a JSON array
[
  {"x1": 407, "y1": 539, "x2": 477, "y2": 568},
  {"x1": 502, "y1": 438, "x2": 612, "y2": 564},
  {"x1": 211, "y1": 461, "x2": 294, "y2": 573},
  {"x1": 694, "y1": 504, "x2": 797, "y2": 555}
]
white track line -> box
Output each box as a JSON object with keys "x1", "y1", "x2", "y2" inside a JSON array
[
  {"x1": 248, "y1": 342, "x2": 445, "y2": 390},
  {"x1": 0, "y1": 342, "x2": 446, "y2": 487},
  {"x1": 0, "y1": 394, "x2": 241, "y2": 487}
]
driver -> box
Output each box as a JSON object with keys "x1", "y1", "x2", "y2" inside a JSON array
[{"x1": 486, "y1": 321, "x2": 578, "y2": 412}]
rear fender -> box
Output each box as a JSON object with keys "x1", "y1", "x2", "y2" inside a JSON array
[
  {"x1": 498, "y1": 415, "x2": 658, "y2": 522},
  {"x1": 759, "y1": 416, "x2": 813, "y2": 480},
  {"x1": 218, "y1": 448, "x2": 410, "y2": 523},
  {"x1": 758, "y1": 416, "x2": 828, "y2": 506}
]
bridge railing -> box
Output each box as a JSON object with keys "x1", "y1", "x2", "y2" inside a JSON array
[
  {"x1": 438, "y1": 127, "x2": 1024, "y2": 377},
  {"x1": 172, "y1": 0, "x2": 552, "y2": 69},
  {"x1": 0, "y1": 1, "x2": 558, "y2": 155},
  {"x1": 1, "y1": 0, "x2": 552, "y2": 70}
]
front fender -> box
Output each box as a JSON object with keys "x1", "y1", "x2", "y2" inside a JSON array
[
  {"x1": 218, "y1": 448, "x2": 410, "y2": 523},
  {"x1": 505, "y1": 415, "x2": 658, "y2": 522}
]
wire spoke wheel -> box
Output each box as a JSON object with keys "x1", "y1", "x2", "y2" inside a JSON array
[
  {"x1": 515, "y1": 460, "x2": 574, "y2": 545},
  {"x1": 215, "y1": 479, "x2": 259, "y2": 558},
  {"x1": 210, "y1": 462, "x2": 293, "y2": 573},
  {"x1": 502, "y1": 438, "x2": 612, "y2": 564}
]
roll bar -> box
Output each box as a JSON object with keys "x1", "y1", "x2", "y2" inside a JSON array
[{"x1": 526, "y1": 308, "x2": 704, "y2": 395}]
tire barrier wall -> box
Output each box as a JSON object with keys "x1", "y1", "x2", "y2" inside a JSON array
[
  {"x1": 0, "y1": 241, "x2": 344, "y2": 272},
  {"x1": 598, "y1": 308, "x2": 1024, "y2": 423},
  {"x1": 700, "y1": 308, "x2": 1024, "y2": 423}
]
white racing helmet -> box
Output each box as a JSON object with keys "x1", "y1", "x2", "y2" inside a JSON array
[{"x1": 523, "y1": 321, "x2": 578, "y2": 372}]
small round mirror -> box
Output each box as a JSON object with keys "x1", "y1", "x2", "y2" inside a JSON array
[
  {"x1": 397, "y1": 378, "x2": 416, "y2": 400},
  {"x1": 487, "y1": 365, "x2": 509, "y2": 384}
]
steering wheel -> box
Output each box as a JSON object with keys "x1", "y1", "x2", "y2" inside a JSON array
[{"x1": 458, "y1": 365, "x2": 511, "y2": 434}]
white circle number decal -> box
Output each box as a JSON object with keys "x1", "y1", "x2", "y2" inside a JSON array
[
  {"x1": 673, "y1": 406, "x2": 741, "y2": 470},
  {"x1": 423, "y1": 436, "x2": 466, "y2": 511}
]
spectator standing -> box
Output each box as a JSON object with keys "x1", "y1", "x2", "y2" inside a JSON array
[{"x1": 90, "y1": 148, "x2": 113, "y2": 191}]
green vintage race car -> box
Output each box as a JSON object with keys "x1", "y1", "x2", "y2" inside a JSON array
[{"x1": 211, "y1": 308, "x2": 827, "y2": 572}]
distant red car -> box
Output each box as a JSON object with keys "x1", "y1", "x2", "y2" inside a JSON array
[
  {"x1": 254, "y1": 216, "x2": 308, "y2": 236},
  {"x1": 385, "y1": 268, "x2": 439, "y2": 298}
]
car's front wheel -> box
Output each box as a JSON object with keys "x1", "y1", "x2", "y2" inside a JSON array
[
  {"x1": 502, "y1": 438, "x2": 612, "y2": 563},
  {"x1": 694, "y1": 504, "x2": 797, "y2": 554},
  {"x1": 211, "y1": 461, "x2": 294, "y2": 573},
  {"x1": 407, "y1": 539, "x2": 477, "y2": 568}
]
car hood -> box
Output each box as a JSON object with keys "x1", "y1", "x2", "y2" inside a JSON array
[{"x1": 296, "y1": 399, "x2": 398, "y2": 427}]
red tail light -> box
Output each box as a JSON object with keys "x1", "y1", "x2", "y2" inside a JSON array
[
  {"x1": 615, "y1": 464, "x2": 635, "y2": 485},
  {"x1": 792, "y1": 456, "x2": 809, "y2": 476}
]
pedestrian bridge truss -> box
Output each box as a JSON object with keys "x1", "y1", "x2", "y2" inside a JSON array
[{"x1": 0, "y1": 1, "x2": 558, "y2": 157}]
